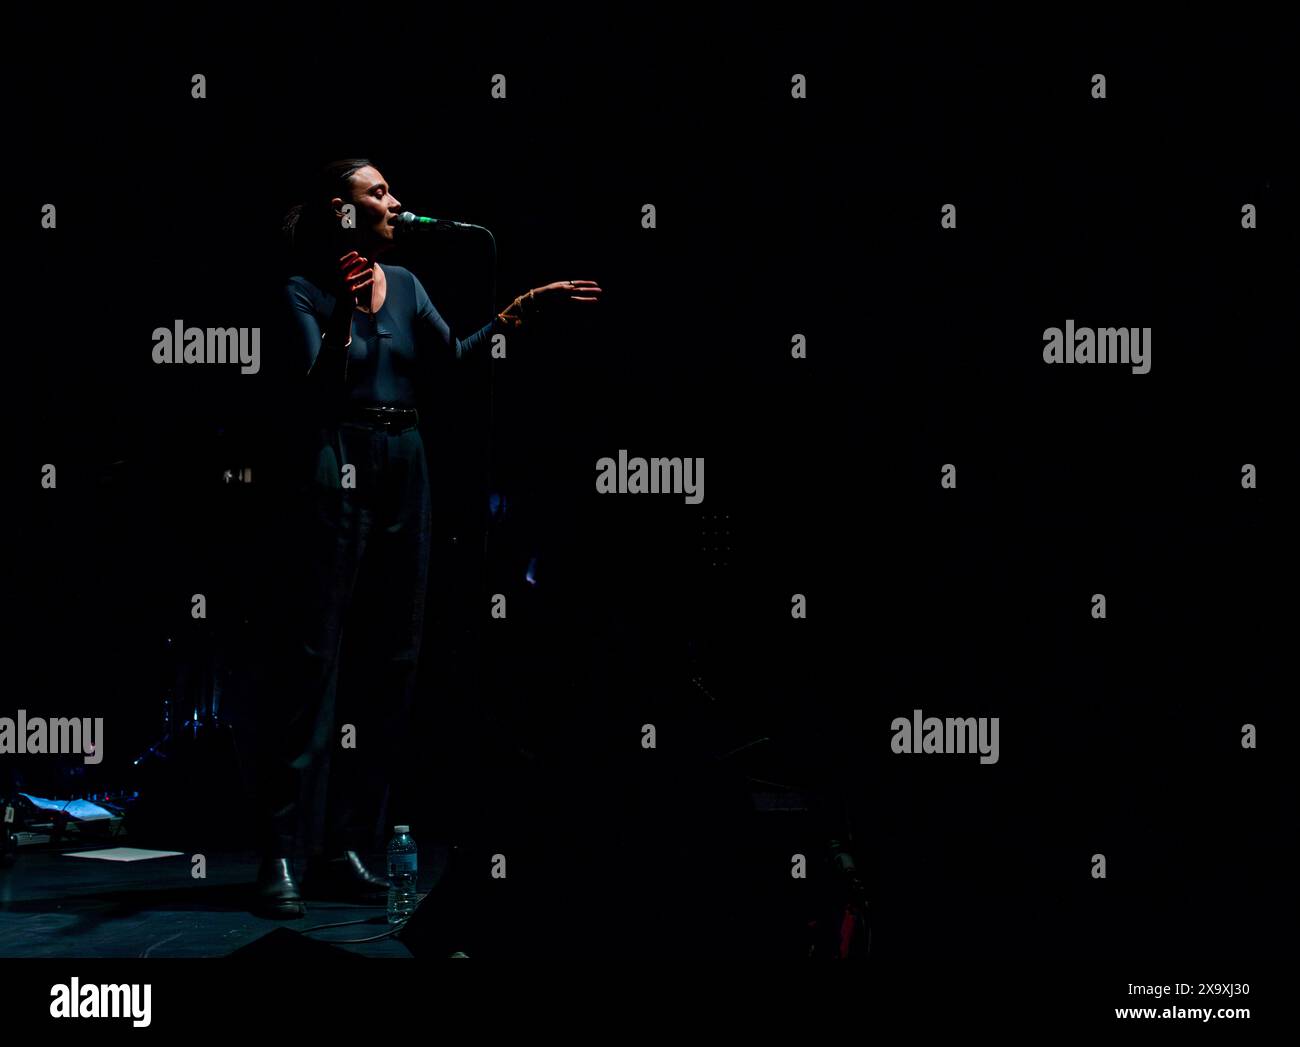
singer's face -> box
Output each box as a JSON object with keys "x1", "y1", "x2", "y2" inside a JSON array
[{"x1": 334, "y1": 165, "x2": 402, "y2": 252}]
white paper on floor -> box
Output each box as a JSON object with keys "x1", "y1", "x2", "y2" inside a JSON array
[{"x1": 62, "y1": 848, "x2": 185, "y2": 862}]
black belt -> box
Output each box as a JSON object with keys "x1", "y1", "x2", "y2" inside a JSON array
[{"x1": 342, "y1": 404, "x2": 420, "y2": 432}]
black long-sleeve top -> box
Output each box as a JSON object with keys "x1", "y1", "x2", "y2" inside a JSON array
[{"x1": 282, "y1": 263, "x2": 496, "y2": 410}]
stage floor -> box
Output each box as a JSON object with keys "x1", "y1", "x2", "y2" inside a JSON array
[{"x1": 0, "y1": 846, "x2": 454, "y2": 958}]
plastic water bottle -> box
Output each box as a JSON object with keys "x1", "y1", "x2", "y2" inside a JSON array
[{"x1": 386, "y1": 825, "x2": 418, "y2": 924}]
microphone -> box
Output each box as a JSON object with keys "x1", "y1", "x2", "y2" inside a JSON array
[{"x1": 393, "y1": 211, "x2": 480, "y2": 234}]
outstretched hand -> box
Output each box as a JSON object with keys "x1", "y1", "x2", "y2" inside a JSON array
[
  {"x1": 497, "y1": 279, "x2": 602, "y2": 330},
  {"x1": 529, "y1": 279, "x2": 603, "y2": 307}
]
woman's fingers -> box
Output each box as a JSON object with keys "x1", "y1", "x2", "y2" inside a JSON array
[
  {"x1": 566, "y1": 279, "x2": 601, "y2": 302},
  {"x1": 536, "y1": 280, "x2": 603, "y2": 300},
  {"x1": 333, "y1": 250, "x2": 373, "y2": 303},
  {"x1": 339, "y1": 253, "x2": 369, "y2": 276}
]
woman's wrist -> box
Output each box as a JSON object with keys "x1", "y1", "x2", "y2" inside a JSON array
[{"x1": 496, "y1": 288, "x2": 537, "y2": 330}]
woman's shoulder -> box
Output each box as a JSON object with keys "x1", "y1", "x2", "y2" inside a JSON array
[
  {"x1": 378, "y1": 265, "x2": 429, "y2": 307},
  {"x1": 283, "y1": 268, "x2": 342, "y2": 315},
  {"x1": 378, "y1": 263, "x2": 416, "y2": 285},
  {"x1": 285, "y1": 269, "x2": 325, "y2": 290},
  {"x1": 283, "y1": 271, "x2": 326, "y2": 300}
]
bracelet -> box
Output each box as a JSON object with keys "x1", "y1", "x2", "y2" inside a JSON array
[{"x1": 496, "y1": 289, "x2": 537, "y2": 331}]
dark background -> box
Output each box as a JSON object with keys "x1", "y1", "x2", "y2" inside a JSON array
[{"x1": 7, "y1": 8, "x2": 1293, "y2": 963}]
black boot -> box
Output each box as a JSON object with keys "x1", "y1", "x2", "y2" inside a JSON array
[
  {"x1": 253, "y1": 857, "x2": 306, "y2": 919},
  {"x1": 300, "y1": 850, "x2": 390, "y2": 903}
]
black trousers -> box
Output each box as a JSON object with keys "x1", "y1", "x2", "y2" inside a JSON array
[{"x1": 256, "y1": 417, "x2": 432, "y2": 862}]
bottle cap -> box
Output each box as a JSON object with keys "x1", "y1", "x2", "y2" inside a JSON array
[{"x1": 394, "y1": 825, "x2": 410, "y2": 834}]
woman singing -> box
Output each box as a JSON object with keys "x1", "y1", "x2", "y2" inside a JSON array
[{"x1": 254, "y1": 158, "x2": 600, "y2": 918}]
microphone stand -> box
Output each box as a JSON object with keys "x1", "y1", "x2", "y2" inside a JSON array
[
  {"x1": 395, "y1": 213, "x2": 500, "y2": 593},
  {"x1": 398, "y1": 219, "x2": 502, "y2": 749},
  {"x1": 474, "y1": 225, "x2": 500, "y2": 599}
]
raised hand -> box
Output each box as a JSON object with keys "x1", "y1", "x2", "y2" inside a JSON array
[
  {"x1": 322, "y1": 250, "x2": 375, "y2": 344},
  {"x1": 335, "y1": 250, "x2": 376, "y2": 308}
]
